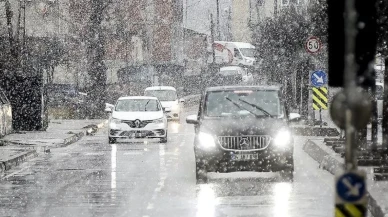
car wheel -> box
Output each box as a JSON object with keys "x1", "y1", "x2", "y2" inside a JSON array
[
  {"x1": 160, "y1": 132, "x2": 168, "y2": 143},
  {"x1": 196, "y1": 162, "x2": 207, "y2": 183},
  {"x1": 280, "y1": 157, "x2": 294, "y2": 181},
  {"x1": 108, "y1": 137, "x2": 116, "y2": 144}
]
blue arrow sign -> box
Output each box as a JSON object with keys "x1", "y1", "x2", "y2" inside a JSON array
[
  {"x1": 336, "y1": 172, "x2": 366, "y2": 202},
  {"x1": 311, "y1": 70, "x2": 327, "y2": 87}
]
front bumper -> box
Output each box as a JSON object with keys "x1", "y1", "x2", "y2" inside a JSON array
[
  {"x1": 109, "y1": 122, "x2": 167, "y2": 138},
  {"x1": 194, "y1": 143, "x2": 293, "y2": 172}
]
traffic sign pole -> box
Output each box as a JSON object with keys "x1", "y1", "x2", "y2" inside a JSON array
[{"x1": 332, "y1": 0, "x2": 368, "y2": 215}]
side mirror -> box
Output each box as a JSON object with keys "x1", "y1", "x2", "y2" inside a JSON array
[
  {"x1": 105, "y1": 103, "x2": 114, "y2": 113},
  {"x1": 186, "y1": 115, "x2": 199, "y2": 124},
  {"x1": 289, "y1": 113, "x2": 301, "y2": 122},
  {"x1": 179, "y1": 98, "x2": 185, "y2": 103}
]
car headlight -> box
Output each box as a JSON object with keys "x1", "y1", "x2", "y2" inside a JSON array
[
  {"x1": 172, "y1": 103, "x2": 180, "y2": 111},
  {"x1": 110, "y1": 118, "x2": 122, "y2": 124},
  {"x1": 153, "y1": 118, "x2": 164, "y2": 124},
  {"x1": 273, "y1": 129, "x2": 292, "y2": 147},
  {"x1": 198, "y1": 132, "x2": 217, "y2": 149}
]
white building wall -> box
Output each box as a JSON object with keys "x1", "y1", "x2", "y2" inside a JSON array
[{"x1": 231, "y1": 0, "x2": 251, "y2": 42}]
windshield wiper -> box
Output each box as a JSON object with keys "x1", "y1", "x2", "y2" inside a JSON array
[
  {"x1": 225, "y1": 97, "x2": 263, "y2": 119},
  {"x1": 238, "y1": 98, "x2": 273, "y2": 118},
  {"x1": 144, "y1": 100, "x2": 151, "y2": 111}
]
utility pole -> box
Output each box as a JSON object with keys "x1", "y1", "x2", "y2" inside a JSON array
[
  {"x1": 383, "y1": 57, "x2": 388, "y2": 147},
  {"x1": 216, "y1": 0, "x2": 220, "y2": 40},
  {"x1": 210, "y1": 13, "x2": 215, "y2": 64}
]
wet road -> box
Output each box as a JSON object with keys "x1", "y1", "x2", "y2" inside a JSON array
[{"x1": 1, "y1": 112, "x2": 344, "y2": 217}]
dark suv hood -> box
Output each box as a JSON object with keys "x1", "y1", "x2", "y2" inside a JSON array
[{"x1": 200, "y1": 117, "x2": 288, "y2": 136}]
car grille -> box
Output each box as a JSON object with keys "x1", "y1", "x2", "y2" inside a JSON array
[
  {"x1": 122, "y1": 120, "x2": 153, "y2": 128},
  {"x1": 218, "y1": 135, "x2": 271, "y2": 151}
]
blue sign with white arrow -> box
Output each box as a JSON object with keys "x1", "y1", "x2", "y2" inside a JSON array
[
  {"x1": 336, "y1": 172, "x2": 366, "y2": 203},
  {"x1": 311, "y1": 70, "x2": 327, "y2": 87}
]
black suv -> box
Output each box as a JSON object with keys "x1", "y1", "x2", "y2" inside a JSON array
[{"x1": 186, "y1": 86, "x2": 300, "y2": 182}]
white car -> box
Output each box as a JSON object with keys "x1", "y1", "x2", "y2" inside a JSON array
[
  {"x1": 144, "y1": 86, "x2": 185, "y2": 121},
  {"x1": 106, "y1": 96, "x2": 168, "y2": 144},
  {"x1": 219, "y1": 66, "x2": 254, "y2": 84}
]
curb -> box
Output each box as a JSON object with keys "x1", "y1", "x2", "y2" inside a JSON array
[
  {"x1": 292, "y1": 126, "x2": 340, "y2": 137},
  {"x1": 0, "y1": 149, "x2": 38, "y2": 175},
  {"x1": 57, "y1": 120, "x2": 108, "y2": 148},
  {"x1": 303, "y1": 139, "x2": 386, "y2": 217}
]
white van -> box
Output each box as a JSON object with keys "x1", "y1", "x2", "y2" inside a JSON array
[
  {"x1": 144, "y1": 86, "x2": 184, "y2": 121},
  {"x1": 213, "y1": 41, "x2": 256, "y2": 66}
]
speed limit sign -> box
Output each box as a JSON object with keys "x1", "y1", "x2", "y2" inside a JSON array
[{"x1": 305, "y1": 36, "x2": 322, "y2": 54}]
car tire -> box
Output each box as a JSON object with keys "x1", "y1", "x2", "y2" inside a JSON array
[
  {"x1": 160, "y1": 132, "x2": 168, "y2": 143},
  {"x1": 108, "y1": 137, "x2": 116, "y2": 144},
  {"x1": 280, "y1": 157, "x2": 294, "y2": 181},
  {"x1": 196, "y1": 162, "x2": 207, "y2": 183}
]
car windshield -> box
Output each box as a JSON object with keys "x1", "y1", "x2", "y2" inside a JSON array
[
  {"x1": 240, "y1": 48, "x2": 255, "y2": 58},
  {"x1": 115, "y1": 99, "x2": 161, "y2": 112},
  {"x1": 145, "y1": 90, "x2": 177, "y2": 101},
  {"x1": 205, "y1": 90, "x2": 281, "y2": 117}
]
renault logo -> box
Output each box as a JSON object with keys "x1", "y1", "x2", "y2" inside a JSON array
[
  {"x1": 239, "y1": 137, "x2": 250, "y2": 150},
  {"x1": 134, "y1": 119, "x2": 141, "y2": 128}
]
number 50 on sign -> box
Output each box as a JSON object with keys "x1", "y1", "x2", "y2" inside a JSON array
[{"x1": 306, "y1": 36, "x2": 322, "y2": 54}]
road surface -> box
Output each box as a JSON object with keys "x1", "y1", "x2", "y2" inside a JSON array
[{"x1": 0, "y1": 110, "x2": 354, "y2": 217}]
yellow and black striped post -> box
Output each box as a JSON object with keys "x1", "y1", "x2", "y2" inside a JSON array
[
  {"x1": 312, "y1": 87, "x2": 328, "y2": 110},
  {"x1": 335, "y1": 170, "x2": 367, "y2": 217},
  {"x1": 335, "y1": 204, "x2": 366, "y2": 217}
]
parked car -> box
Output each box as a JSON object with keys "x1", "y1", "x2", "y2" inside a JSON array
[
  {"x1": 186, "y1": 85, "x2": 300, "y2": 182},
  {"x1": 106, "y1": 96, "x2": 168, "y2": 144}
]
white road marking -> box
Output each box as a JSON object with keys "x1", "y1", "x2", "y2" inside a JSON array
[
  {"x1": 84, "y1": 152, "x2": 104, "y2": 156},
  {"x1": 1, "y1": 166, "x2": 29, "y2": 180},
  {"x1": 123, "y1": 152, "x2": 143, "y2": 156}
]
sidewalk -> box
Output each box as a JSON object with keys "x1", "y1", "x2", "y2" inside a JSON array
[
  {"x1": 0, "y1": 119, "x2": 107, "y2": 175},
  {"x1": 303, "y1": 138, "x2": 388, "y2": 217}
]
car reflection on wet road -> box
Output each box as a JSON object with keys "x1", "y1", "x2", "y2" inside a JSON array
[{"x1": 0, "y1": 112, "x2": 340, "y2": 217}]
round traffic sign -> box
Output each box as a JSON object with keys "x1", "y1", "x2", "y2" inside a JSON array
[
  {"x1": 311, "y1": 70, "x2": 327, "y2": 87},
  {"x1": 330, "y1": 89, "x2": 372, "y2": 130},
  {"x1": 336, "y1": 172, "x2": 366, "y2": 203},
  {"x1": 305, "y1": 36, "x2": 322, "y2": 54}
]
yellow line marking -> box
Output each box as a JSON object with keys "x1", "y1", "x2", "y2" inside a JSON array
[
  {"x1": 344, "y1": 204, "x2": 363, "y2": 217},
  {"x1": 320, "y1": 87, "x2": 328, "y2": 94},
  {"x1": 335, "y1": 208, "x2": 347, "y2": 217},
  {"x1": 313, "y1": 95, "x2": 328, "y2": 109},
  {"x1": 313, "y1": 103, "x2": 320, "y2": 110},
  {"x1": 313, "y1": 88, "x2": 328, "y2": 102}
]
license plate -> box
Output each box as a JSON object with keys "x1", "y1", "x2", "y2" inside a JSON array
[
  {"x1": 233, "y1": 153, "x2": 259, "y2": 161},
  {"x1": 135, "y1": 132, "x2": 144, "y2": 138}
]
